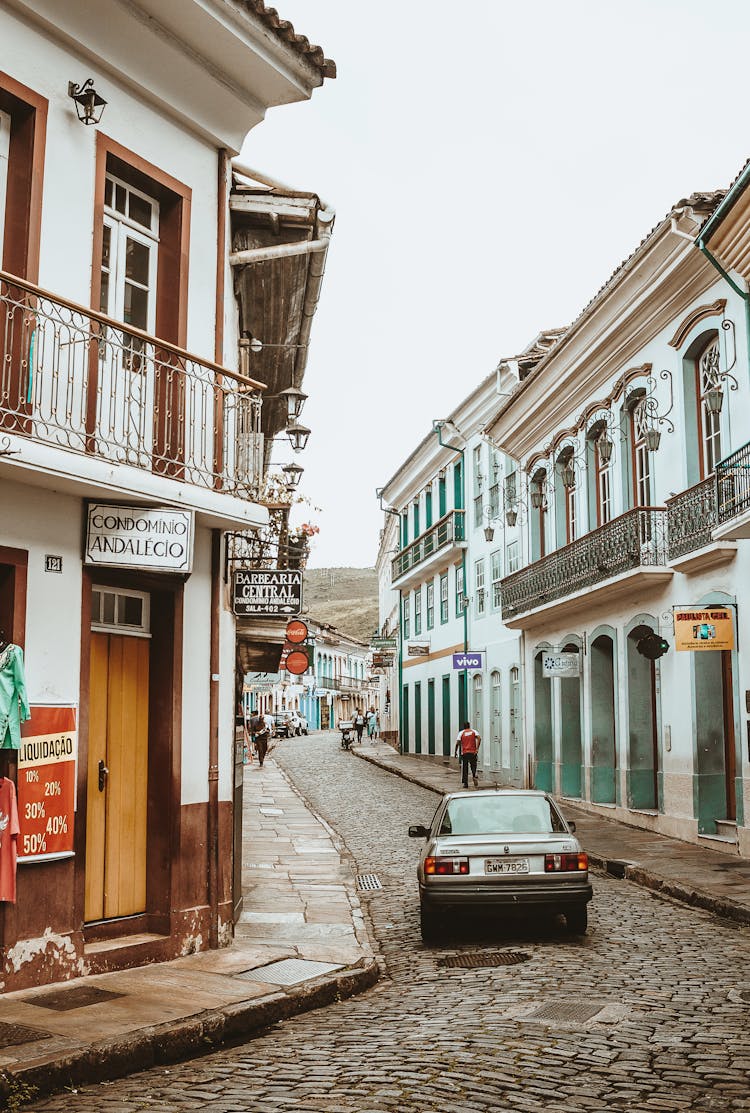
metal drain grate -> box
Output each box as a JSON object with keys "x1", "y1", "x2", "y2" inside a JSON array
[
  {"x1": 0, "y1": 1022, "x2": 51, "y2": 1048},
  {"x1": 439, "y1": 951, "x2": 530, "y2": 969},
  {"x1": 30, "y1": 985, "x2": 125, "y2": 1011},
  {"x1": 235, "y1": 958, "x2": 343, "y2": 986},
  {"x1": 527, "y1": 1000, "x2": 604, "y2": 1023},
  {"x1": 356, "y1": 873, "x2": 383, "y2": 891}
]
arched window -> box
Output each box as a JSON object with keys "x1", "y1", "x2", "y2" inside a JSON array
[{"x1": 696, "y1": 336, "x2": 722, "y2": 476}]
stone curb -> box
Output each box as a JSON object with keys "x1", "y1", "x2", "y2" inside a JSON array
[
  {"x1": 1, "y1": 958, "x2": 379, "y2": 1107},
  {"x1": 353, "y1": 748, "x2": 750, "y2": 930}
]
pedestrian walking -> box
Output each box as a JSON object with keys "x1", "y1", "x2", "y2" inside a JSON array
[
  {"x1": 454, "y1": 721, "x2": 481, "y2": 788},
  {"x1": 353, "y1": 708, "x2": 366, "y2": 744},
  {"x1": 366, "y1": 706, "x2": 378, "y2": 741},
  {"x1": 250, "y1": 708, "x2": 270, "y2": 767}
]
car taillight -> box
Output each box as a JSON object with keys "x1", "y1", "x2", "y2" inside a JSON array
[
  {"x1": 544, "y1": 852, "x2": 588, "y2": 872},
  {"x1": 424, "y1": 856, "x2": 469, "y2": 875}
]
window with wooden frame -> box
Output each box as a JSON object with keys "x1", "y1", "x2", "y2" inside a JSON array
[
  {"x1": 426, "y1": 580, "x2": 435, "y2": 629},
  {"x1": 696, "y1": 335, "x2": 722, "y2": 477},
  {"x1": 474, "y1": 558, "x2": 485, "y2": 617},
  {"x1": 90, "y1": 136, "x2": 191, "y2": 473},
  {"x1": 413, "y1": 587, "x2": 422, "y2": 636},
  {"x1": 595, "y1": 440, "x2": 613, "y2": 526},
  {"x1": 440, "y1": 572, "x2": 449, "y2": 624},
  {"x1": 0, "y1": 108, "x2": 10, "y2": 259},
  {"x1": 0, "y1": 73, "x2": 47, "y2": 282},
  {"x1": 490, "y1": 549, "x2": 502, "y2": 609},
  {"x1": 630, "y1": 401, "x2": 652, "y2": 507}
]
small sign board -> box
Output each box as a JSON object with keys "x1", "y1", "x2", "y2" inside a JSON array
[
  {"x1": 244, "y1": 672, "x2": 280, "y2": 692},
  {"x1": 44, "y1": 555, "x2": 63, "y2": 574},
  {"x1": 542, "y1": 652, "x2": 580, "y2": 678},
  {"x1": 85, "y1": 504, "x2": 194, "y2": 574},
  {"x1": 18, "y1": 706, "x2": 77, "y2": 863},
  {"x1": 407, "y1": 644, "x2": 430, "y2": 657},
  {"x1": 372, "y1": 652, "x2": 394, "y2": 668},
  {"x1": 452, "y1": 652, "x2": 483, "y2": 670},
  {"x1": 232, "y1": 569, "x2": 303, "y2": 617},
  {"x1": 372, "y1": 636, "x2": 398, "y2": 650},
  {"x1": 285, "y1": 649, "x2": 310, "y2": 676},
  {"x1": 674, "y1": 607, "x2": 735, "y2": 651}
]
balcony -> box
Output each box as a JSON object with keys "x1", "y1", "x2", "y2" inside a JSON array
[
  {"x1": 666, "y1": 478, "x2": 736, "y2": 573},
  {"x1": 715, "y1": 440, "x2": 750, "y2": 540},
  {"x1": 0, "y1": 271, "x2": 264, "y2": 507},
  {"x1": 316, "y1": 675, "x2": 368, "y2": 693},
  {"x1": 500, "y1": 507, "x2": 672, "y2": 629},
  {"x1": 391, "y1": 509, "x2": 466, "y2": 589}
]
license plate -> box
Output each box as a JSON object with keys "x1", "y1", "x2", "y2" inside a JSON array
[{"x1": 485, "y1": 857, "x2": 530, "y2": 874}]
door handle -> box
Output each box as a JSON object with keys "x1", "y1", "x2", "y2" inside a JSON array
[{"x1": 98, "y1": 760, "x2": 109, "y2": 792}]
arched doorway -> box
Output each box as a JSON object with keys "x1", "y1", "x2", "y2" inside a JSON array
[
  {"x1": 509, "y1": 666, "x2": 523, "y2": 786},
  {"x1": 533, "y1": 650, "x2": 553, "y2": 791},
  {"x1": 489, "y1": 670, "x2": 502, "y2": 773},
  {"x1": 695, "y1": 646, "x2": 737, "y2": 833},
  {"x1": 590, "y1": 633, "x2": 616, "y2": 803},
  {"x1": 560, "y1": 642, "x2": 582, "y2": 797},
  {"x1": 472, "y1": 674, "x2": 484, "y2": 754},
  {"x1": 626, "y1": 623, "x2": 659, "y2": 809}
]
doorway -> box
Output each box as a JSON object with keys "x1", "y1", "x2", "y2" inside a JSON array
[
  {"x1": 590, "y1": 634, "x2": 616, "y2": 804},
  {"x1": 85, "y1": 588, "x2": 150, "y2": 922},
  {"x1": 695, "y1": 647, "x2": 737, "y2": 831},
  {"x1": 489, "y1": 670, "x2": 502, "y2": 773},
  {"x1": 560, "y1": 645, "x2": 582, "y2": 797},
  {"x1": 510, "y1": 665, "x2": 523, "y2": 786},
  {"x1": 626, "y1": 624, "x2": 659, "y2": 810}
]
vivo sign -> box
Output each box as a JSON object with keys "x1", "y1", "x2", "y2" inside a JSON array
[{"x1": 452, "y1": 652, "x2": 483, "y2": 670}]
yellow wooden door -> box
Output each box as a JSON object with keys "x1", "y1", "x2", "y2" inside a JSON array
[{"x1": 85, "y1": 633, "x2": 149, "y2": 921}]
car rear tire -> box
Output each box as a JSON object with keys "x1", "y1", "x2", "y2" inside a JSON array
[
  {"x1": 565, "y1": 906, "x2": 588, "y2": 934},
  {"x1": 419, "y1": 901, "x2": 441, "y2": 945}
]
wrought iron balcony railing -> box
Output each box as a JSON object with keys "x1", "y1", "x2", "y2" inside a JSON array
[
  {"x1": 316, "y1": 675, "x2": 367, "y2": 692},
  {"x1": 666, "y1": 478, "x2": 717, "y2": 560},
  {"x1": 391, "y1": 509, "x2": 465, "y2": 581},
  {"x1": 0, "y1": 271, "x2": 265, "y2": 498},
  {"x1": 500, "y1": 506, "x2": 668, "y2": 620},
  {"x1": 717, "y1": 440, "x2": 750, "y2": 525}
]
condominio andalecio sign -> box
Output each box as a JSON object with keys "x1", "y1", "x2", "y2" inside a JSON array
[{"x1": 85, "y1": 503, "x2": 195, "y2": 573}]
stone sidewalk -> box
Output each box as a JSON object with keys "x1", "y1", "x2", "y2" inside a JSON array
[
  {"x1": 0, "y1": 758, "x2": 378, "y2": 1106},
  {"x1": 353, "y1": 739, "x2": 750, "y2": 926}
]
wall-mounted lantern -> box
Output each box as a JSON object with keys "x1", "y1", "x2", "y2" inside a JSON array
[{"x1": 67, "y1": 79, "x2": 107, "y2": 125}]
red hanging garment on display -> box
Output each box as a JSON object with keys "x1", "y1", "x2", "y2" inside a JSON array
[{"x1": 0, "y1": 778, "x2": 20, "y2": 902}]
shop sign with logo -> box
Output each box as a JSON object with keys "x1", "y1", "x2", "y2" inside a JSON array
[
  {"x1": 286, "y1": 619, "x2": 309, "y2": 644},
  {"x1": 232, "y1": 569, "x2": 303, "y2": 617},
  {"x1": 372, "y1": 652, "x2": 394, "y2": 668},
  {"x1": 674, "y1": 607, "x2": 735, "y2": 651},
  {"x1": 372, "y1": 636, "x2": 398, "y2": 650},
  {"x1": 452, "y1": 652, "x2": 483, "y2": 670},
  {"x1": 280, "y1": 643, "x2": 313, "y2": 673},
  {"x1": 407, "y1": 643, "x2": 430, "y2": 657},
  {"x1": 542, "y1": 652, "x2": 580, "y2": 678},
  {"x1": 18, "y1": 706, "x2": 77, "y2": 862},
  {"x1": 85, "y1": 504, "x2": 194, "y2": 573},
  {"x1": 244, "y1": 672, "x2": 280, "y2": 692}
]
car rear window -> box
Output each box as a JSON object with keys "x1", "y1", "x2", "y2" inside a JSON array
[{"x1": 439, "y1": 796, "x2": 566, "y2": 836}]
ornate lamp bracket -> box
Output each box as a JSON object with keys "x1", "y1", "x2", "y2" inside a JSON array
[{"x1": 633, "y1": 370, "x2": 675, "y2": 452}]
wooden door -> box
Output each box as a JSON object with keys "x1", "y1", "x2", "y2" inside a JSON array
[
  {"x1": 722, "y1": 650, "x2": 736, "y2": 821},
  {"x1": 85, "y1": 633, "x2": 149, "y2": 921}
]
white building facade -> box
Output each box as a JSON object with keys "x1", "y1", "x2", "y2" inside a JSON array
[
  {"x1": 0, "y1": 0, "x2": 332, "y2": 989},
  {"x1": 379, "y1": 377, "x2": 523, "y2": 783},
  {"x1": 486, "y1": 182, "x2": 750, "y2": 856}
]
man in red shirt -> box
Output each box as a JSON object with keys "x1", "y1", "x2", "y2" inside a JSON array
[{"x1": 455, "y1": 720, "x2": 481, "y2": 789}]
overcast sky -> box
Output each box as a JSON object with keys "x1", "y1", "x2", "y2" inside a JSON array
[{"x1": 241, "y1": 0, "x2": 750, "y2": 569}]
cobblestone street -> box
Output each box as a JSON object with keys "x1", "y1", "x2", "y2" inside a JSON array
[{"x1": 33, "y1": 734, "x2": 750, "y2": 1113}]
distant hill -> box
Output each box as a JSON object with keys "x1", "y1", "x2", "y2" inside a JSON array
[{"x1": 302, "y1": 567, "x2": 378, "y2": 643}]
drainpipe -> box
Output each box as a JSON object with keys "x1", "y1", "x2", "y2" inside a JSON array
[
  {"x1": 208, "y1": 530, "x2": 222, "y2": 949},
  {"x1": 434, "y1": 422, "x2": 469, "y2": 725}
]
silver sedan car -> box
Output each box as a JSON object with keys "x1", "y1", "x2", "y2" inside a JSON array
[{"x1": 409, "y1": 789, "x2": 592, "y2": 943}]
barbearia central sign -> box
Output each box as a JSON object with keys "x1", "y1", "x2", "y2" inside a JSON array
[{"x1": 232, "y1": 569, "x2": 303, "y2": 617}]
